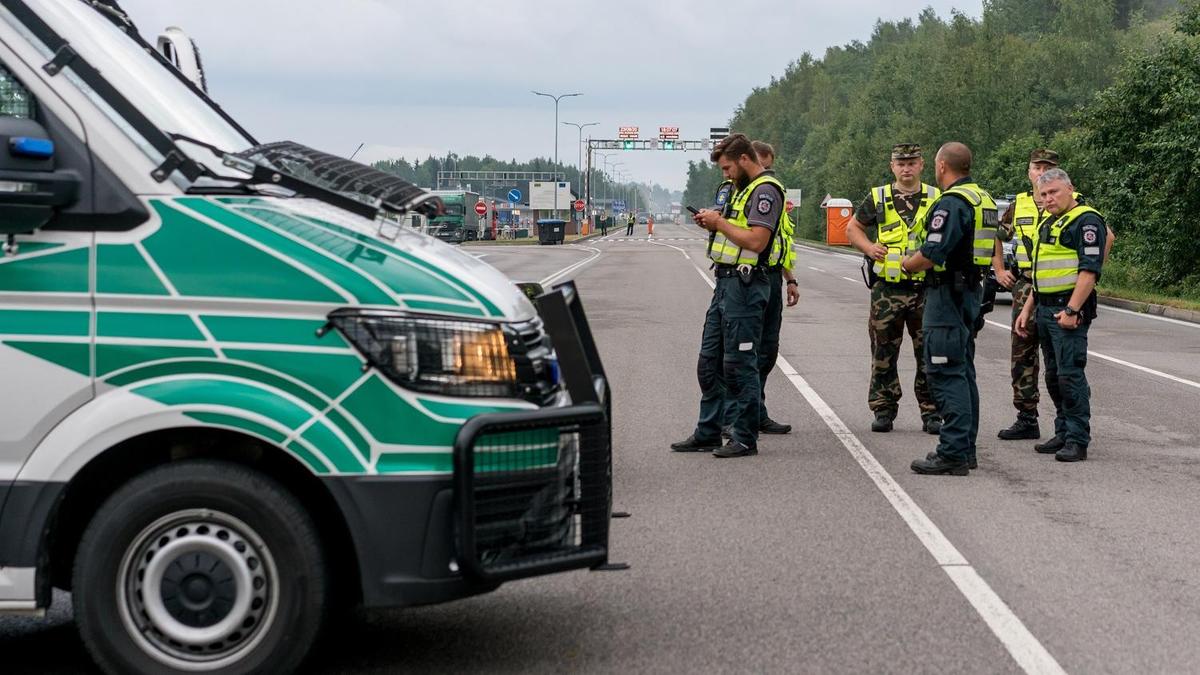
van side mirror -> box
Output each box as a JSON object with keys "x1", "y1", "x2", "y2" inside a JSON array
[
  {"x1": 0, "y1": 117, "x2": 81, "y2": 245},
  {"x1": 156, "y1": 26, "x2": 208, "y2": 92}
]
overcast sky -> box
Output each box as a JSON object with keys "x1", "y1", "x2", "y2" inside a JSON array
[{"x1": 118, "y1": 0, "x2": 982, "y2": 191}]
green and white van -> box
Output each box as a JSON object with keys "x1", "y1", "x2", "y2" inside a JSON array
[{"x1": 0, "y1": 1, "x2": 613, "y2": 673}]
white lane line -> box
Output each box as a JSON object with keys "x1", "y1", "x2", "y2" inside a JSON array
[
  {"x1": 807, "y1": 266, "x2": 825, "y2": 272},
  {"x1": 686, "y1": 261, "x2": 1065, "y2": 675},
  {"x1": 648, "y1": 240, "x2": 691, "y2": 259},
  {"x1": 983, "y1": 319, "x2": 1200, "y2": 391},
  {"x1": 840, "y1": 276, "x2": 859, "y2": 284},
  {"x1": 540, "y1": 245, "x2": 603, "y2": 286}
]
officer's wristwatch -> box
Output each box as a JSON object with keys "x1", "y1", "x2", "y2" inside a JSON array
[
  {"x1": 786, "y1": 280, "x2": 798, "y2": 287},
  {"x1": 1063, "y1": 305, "x2": 1079, "y2": 317}
]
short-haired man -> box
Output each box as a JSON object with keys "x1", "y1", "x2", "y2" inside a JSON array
[
  {"x1": 671, "y1": 133, "x2": 785, "y2": 458},
  {"x1": 904, "y1": 142, "x2": 998, "y2": 476},
  {"x1": 845, "y1": 143, "x2": 942, "y2": 435},
  {"x1": 994, "y1": 149, "x2": 1114, "y2": 441},
  {"x1": 1015, "y1": 168, "x2": 1105, "y2": 462}
]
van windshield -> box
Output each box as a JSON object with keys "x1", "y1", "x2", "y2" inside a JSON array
[{"x1": 23, "y1": 0, "x2": 254, "y2": 176}]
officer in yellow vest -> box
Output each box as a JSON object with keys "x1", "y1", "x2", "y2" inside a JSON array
[
  {"x1": 671, "y1": 134, "x2": 784, "y2": 458},
  {"x1": 1015, "y1": 168, "x2": 1105, "y2": 462},
  {"x1": 902, "y1": 142, "x2": 998, "y2": 476},
  {"x1": 845, "y1": 143, "x2": 942, "y2": 435},
  {"x1": 993, "y1": 149, "x2": 1115, "y2": 442}
]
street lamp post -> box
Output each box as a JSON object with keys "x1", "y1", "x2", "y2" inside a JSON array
[
  {"x1": 532, "y1": 91, "x2": 582, "y2": 218},
  {"x1": 595, "y1": 152, "x2": 612, "y2": 223},
  {"x1": 563, "y1": 121, "x2": 597, "y2": 225}
]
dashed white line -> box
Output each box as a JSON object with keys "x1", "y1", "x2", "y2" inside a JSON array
[
  {"x1": 841, "y1": 276, "x2": 859, "y2": 284},
  {"x1": 686, "y1": 259, "x2": 1065, "y2": 675},
  {"x1": 807, "y1": 266, "x2": 825, "y2": 272}
]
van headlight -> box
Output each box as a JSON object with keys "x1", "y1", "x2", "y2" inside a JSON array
[{"x1": 329, "y1": 309, "x2": 518, "y2": 398}]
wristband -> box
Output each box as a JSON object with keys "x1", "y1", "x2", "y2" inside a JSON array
[{"x1": 786, "y1": 280, "x2": 798, "y2": 287}]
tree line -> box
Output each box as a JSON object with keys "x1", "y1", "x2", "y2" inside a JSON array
[{"x1": 684, "y1": 0, "x2": 1196, "y2": 293}]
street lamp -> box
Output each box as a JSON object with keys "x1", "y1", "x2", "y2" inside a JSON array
[
  {"x1": 595, "y1": 152, "x2": 612, "y2": 219},
  {"x1": 532, "y1": 91, "x2": 582, "y2": 216},
  {"x1": 562, "y1": 122, "x2": 598, "y2": 197}
]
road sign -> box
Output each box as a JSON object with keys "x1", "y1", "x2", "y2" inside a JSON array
[
  {"x1": 614, "y1": 199, "x2": 626, "y2": 210},
  {"x1": 474, "y1": 200, "x2": 487, "y2": 216},
  {"x1": 507, "y1": 188, "x2": 522, "y2": 203},
  {"x1": 786, "y1": 201, "x2": 794, "y2": 211},
  {"x1": 659, "y1": 126, "x2": 680, "y2": 140},
  {"x1": 618, "y1": 126, "x2": 639, "y2": 139},
  {"x1": 574, "y1": 199, "x2": 585, "y2": 212},
  {"x1": 786, "y1": 188, "x2": 802, "y2": 209},
  {"x1": 710, "y1": 127, "x2": 730, "y2": 140}
]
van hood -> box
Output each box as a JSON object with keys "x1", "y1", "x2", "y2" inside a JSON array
[{"x1": 183, "y1": 196, "x2": 536, "y2": 322}]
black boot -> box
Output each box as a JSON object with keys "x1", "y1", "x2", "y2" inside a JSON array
[
  {"x1": 926, "y1": 451, "x2": 976, "y2": 470},
  {"x1": 1055, "y1": 443, "x2": 1087, "y2": 462},
  {"x1": 871, "y1": 412, "x2": 894, "y2": 433},
  {"x1": 760, "y1": 417, "x2": 792, "y2": 434},
  {"x1": 998, "y1": 413, "x2": 1040, "y2": 440},
  {"x1": 1035, "y1": 435, "x2": 1065, "y2": 454},
  {"x1": 922, "y1": 416, "x2": 943, "y2": 435},
  {"x1": 670, "y1": 434, "x2": 722, "y2": 452},
  {"x1": 713, "y1": 439, "x2": 757, "y2": 458},
  {"x1": 911, "y1": 454, "x2": 969, "y2": 476}
]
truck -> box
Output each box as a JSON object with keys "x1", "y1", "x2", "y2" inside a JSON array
[
  {"x1": 0, "y1": 2, "x2": 615, "y2": 673},
  {"x1": 428, "y1": 189, "x2": 482, "y2": 243}
]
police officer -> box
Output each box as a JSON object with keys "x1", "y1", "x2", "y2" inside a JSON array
[
  {"x1": 671, "y1": 133, "x2": 784, "y2": 458},
  {"x1": 993, "y1": 150, "x2": 1115, "y2": 441},
  {"x1": 751, "y1": 140, "x2": 799, "y2": 434},
  {"x1": 904, "y1": 142, "x2": 998, "y2": 476},
  {"x1": 626, "y1": 211, "x2": 636, "y2": 236},
  {"x1": 1015, "y1": 168, "x2": 1105, "y2": 462},
  {"x1": 845, "y1": 143, "x2": 942, "y2": 435}
]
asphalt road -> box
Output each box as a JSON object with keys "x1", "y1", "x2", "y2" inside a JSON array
[{"x1": 5, "y1": 221, "x2": 1199, "y2": 673}]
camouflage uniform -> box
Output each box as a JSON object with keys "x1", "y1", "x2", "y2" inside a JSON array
[
  {"x1": 1008, "y1": 271, "x2": 1040, "y2": 415},
  {"x1": 868, "y1": 281, "x2": 938, "y2": 420}
]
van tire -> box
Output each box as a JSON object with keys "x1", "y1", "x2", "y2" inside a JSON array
[{"x1": 73, "y1": 459, "x2": 327, "y2": 674}]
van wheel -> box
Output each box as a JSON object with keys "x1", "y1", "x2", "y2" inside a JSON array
[{"x1": 73, "y1": 460, "x2": 326, "y2": 674}]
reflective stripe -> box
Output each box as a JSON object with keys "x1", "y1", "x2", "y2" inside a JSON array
[
  {"x1": 1036, "y1": 258, "x2": 1079, "y2": 270},
  {"x1": 1033, "y1": 204, "x2": 1101, "y2": 294},
  {"x1": 872, "y1": 182, "x2": 939, "y2": 283}
]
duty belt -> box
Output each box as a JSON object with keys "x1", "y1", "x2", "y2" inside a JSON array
[
  {"x1": 714, "y1": 264, "x2": 767, "y2": 279},
  {"x1": 1035, "y1": 292, "x2": 1072, "y2": 307},
  {"x1": 925, "y1": 270, "x2": 981, "y2": 288}
]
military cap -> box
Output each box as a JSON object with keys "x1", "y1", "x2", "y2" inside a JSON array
[
  {"x1": 891, "y1": 143, "x2": 922, "y2": 160},
  {"x1": 1029, "y1": 148, "x2": 1059, "y2": 166}
]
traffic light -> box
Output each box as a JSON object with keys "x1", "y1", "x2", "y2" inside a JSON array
[
  {"x1": 622, "y1": 140, "x2": 635, "y2": 150},
  {"x1": 663, "y1": 140, "x2": 675, "y2": 150}
]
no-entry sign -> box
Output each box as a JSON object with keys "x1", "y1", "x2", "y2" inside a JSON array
[{"x1": 474, "y1": 201, "x2": 487, "y2": 216}]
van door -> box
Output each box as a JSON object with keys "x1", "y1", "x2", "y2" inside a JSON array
[{"x1": 0, "y1": 58, "x2": 94, "y2": 498}]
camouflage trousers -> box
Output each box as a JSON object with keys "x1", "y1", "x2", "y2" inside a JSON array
[
  {"x1": 1009, "y1": 275, "x2": 1040, "y2": 415},
  {"x1": 868, "y1": 281, "x2": 937, "y2": 419}
]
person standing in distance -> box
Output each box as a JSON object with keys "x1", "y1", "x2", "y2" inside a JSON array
[
  {"x1": 626, "y1": 211, "x2": 635, "y2": 237},
  {"x1": 671, "y1": 133, "x2": 783, "y2": 458},
  {"x1": 844, "y1": 143, "x2": 942, "y2": 435},
  {"x1": 1015, "y1": 169, "x2": 1105, "y2": 462},
  {"x1": 750, "y1": 140, "x2": 799, "y2": 435},
  {"x1": 903, "y1": 142, "x2": 998, "y2": 476}
]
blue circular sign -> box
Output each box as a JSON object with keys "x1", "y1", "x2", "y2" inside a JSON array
[{"x1": 507, "y1": 188, "x2": 522, "y2": 203}]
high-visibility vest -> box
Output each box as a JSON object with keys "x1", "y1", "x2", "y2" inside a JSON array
[
  {"x1": 763, "y1": 172, "x2": 796, "y2": 269},
  {"x1": 707, "y1": 173, "x2": 785, "y2": 266},
  {"x1": 870, "y1": 183, "x2": 940, "y2": 282},
  {"x1": 941, "y1": 182, "x2": 999, "y2": 267},
  {"x1": 1010, "y1": 192, "x2": 1041, "y2": 270},
  {"x1": 1033, "y1": 204, "x2": 1101, "y2": 294}
]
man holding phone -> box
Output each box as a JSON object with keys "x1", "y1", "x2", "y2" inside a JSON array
[{"x1": 671, "y1": 134, "x2": 785, "y2": 458}]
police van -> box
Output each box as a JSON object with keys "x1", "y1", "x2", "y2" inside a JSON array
[{"x1": 0, "y1": 1, "x2": 613, "y2": 673}]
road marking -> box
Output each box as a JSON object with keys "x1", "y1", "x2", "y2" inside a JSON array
[
  {"x1": 841, "y1": 276, "x2": 859, "y2": 284},
  {"x1": 686, "y1": 260, "x2": 1065, "y2": 675},
  {"x1": 540, "y1": 245, "x2": 603, "y2": 286},
  {"x1": 1101, "y1": 303, "x2": 1200, "y2": 328},
  {"x1": 648, "y1": 240, "x2": 691, "y2": 259},
  {"x1": 807, "y1": 266, "x2": 825, "y2": 272},
  {"x1": 983, "y1": 319, "x2": 1200, "y2": 391}
]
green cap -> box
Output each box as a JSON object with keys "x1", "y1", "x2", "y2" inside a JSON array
[
  {"x1": 1029, "y1": 148, "x2": 1059, "y2": 166},
  {"x1": 891, "y1": 143, "x2": 922, "y2": 160}
]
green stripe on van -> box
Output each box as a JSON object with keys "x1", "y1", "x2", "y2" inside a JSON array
[
  {"x1": 200, "y1": 316, "x2": 347, "y2": 349},
  {"x1": 0, "y1": 310, "x2": 89, "y2": 336},
  {"x1": 3, "y1": 341, "x2": 89, "y2": 375},
  {"x1": 96, "y1": 244, "x2": 170, "y2": 296},
  {"x1": 0, "y1": 248, "x2": 88, "y2": 293},
  {"x1": 97, "y1": 312, "x2": 204, "y2": 341}
]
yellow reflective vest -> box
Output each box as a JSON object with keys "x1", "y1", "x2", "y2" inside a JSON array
[
  {"x1": 941, "y1": 182, "x2": 999, "y2": 267},
  {"x1": 1009, "y1": 192, "x2": 1042, "y2": 270},
  {"x1": 871, "y1": 183, "x2": 940, "y2": 282},
  {"x1": 1033, "y1": 204, "x2": 1101, "y2": 294},
  {"x1": 707, "y1": 173, "x2": 786, "y2": 267}
]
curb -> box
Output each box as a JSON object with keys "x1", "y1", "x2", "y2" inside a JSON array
[
  {"x1": 794, "y1": 239, "x2": 1200, "y2": 325},
  {"x1": 1097, "y1": 295, "x2": 1200, "y2": 324}
]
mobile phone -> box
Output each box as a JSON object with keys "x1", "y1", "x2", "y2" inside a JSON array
[{"x1": 686, "y1": 206, "x2": 700, "y2": 215}]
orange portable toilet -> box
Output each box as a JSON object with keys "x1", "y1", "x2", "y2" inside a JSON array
[{"x1": 824, "y1": 198, "x2": 854, "y2": 246}]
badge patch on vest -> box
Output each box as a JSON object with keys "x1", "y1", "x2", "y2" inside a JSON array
[
  {"x1": 1016, "y1": 217, "x2": 1034, "y2": 226},
  {"x1": 929, "y1": 210, "x2": 948, "y2": 231}
]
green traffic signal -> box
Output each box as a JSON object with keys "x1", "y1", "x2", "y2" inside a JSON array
[
  {"x1": 663, "y1": 140, "x2": 675, "y2": 150},
  {"x1": 623, "y1": 140, "x2": 635, "y2": 150}
]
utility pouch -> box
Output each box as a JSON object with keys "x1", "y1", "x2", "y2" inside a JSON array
[
  {"x1": 861, "y1": 259, "x2": 878, "y2": 289},
  {"x1": 737, "y1": 263, "x2": 753, "y2": 285},
  {"x1": 1083, "y1": 291, "x2": 1099, "y2": 321}
]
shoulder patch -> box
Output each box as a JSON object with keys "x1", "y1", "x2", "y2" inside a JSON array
[
  {"x1": 929, "y1": 209, "x2": 948, "y2": 231},
  {"x1": 757, "y1": 197, "x2": 773, "y2": 214},
  {"x1": 1083, "y1": 229, "x2": 1097, "y2": 244}
]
